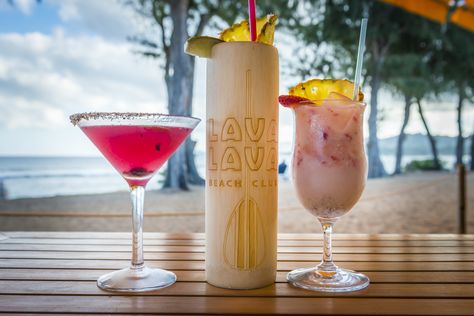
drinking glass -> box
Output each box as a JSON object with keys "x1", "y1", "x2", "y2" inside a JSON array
[
  {"x1": 70, "y1": 112, "x2": 200, "y2": 292},
  {"x1": 287, "y1": 99, "x2": 369, "y2": 292}
]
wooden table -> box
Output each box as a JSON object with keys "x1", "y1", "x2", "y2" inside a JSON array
[{"x1": 0, "y1": 232, "x2": 473, "y2": 315}]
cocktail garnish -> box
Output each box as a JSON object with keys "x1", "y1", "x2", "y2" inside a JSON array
[
  {"x1": 278, "y1": 95, "x2": 312, "y2": 108},
  {"x1": 184, "y1": 36, "x2": 224, "y2": 58},
  {"x1": 184, "y1": 14, "x2": 278, "y2": 59},
  {"x1": 279, "y1": 79, "x2": 364, "y2": 108},
  {"x1": 219, "y1": 14, "x2": 277, "y2": 44}
]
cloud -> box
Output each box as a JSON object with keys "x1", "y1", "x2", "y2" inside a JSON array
[
  {"x1": 0, "y1": 28, "x2": 167, "y2": 130},
  {"x1": 1, "y1": 0, "x2": 471, "y2": 157},
  {"x1": 12, "y1": 0, "x2": 36, "y2": 15},
  {"x1": 47, "y1": 0, "x2": 147, "y2": 40}
]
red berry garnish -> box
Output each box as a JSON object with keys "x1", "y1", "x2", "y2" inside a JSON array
[{"x1": 278, "y1": 95, "x2": 312, "y2": 108}]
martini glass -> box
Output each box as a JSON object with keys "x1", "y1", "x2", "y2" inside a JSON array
[
  {"x1": 70, "y1": 112, "x2": 200, "y2": 292},
  {"x1": 287, "y1": 98, "x2": 369, "y2": 292}
]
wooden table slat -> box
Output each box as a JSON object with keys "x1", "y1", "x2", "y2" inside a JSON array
[
  {"x1": 2, "y1": 243, "x2": 474, "y2": 254},
  {"x1": 3, "y1": 258, "x2": 474, "y2": 271},
  {"x1": 1, "y1": 280, "x2": 474, "y2": 298},
  {"x1": 1, "y1": 250, "x2": 474, "y2": 262},
  {"x1": 2, "y1": 269, "x2": 474, "y2": 284},
  {"x1": 4, "y1": 232, "x2": 474, "y2": 241},
  {"x1": 3, "y1": 237, "x2": 474, "y2": 247},
  {"x1": 1, "y1": 296, "x2": 474, "y2": 315}
]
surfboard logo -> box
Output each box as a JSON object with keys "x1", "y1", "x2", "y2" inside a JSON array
[{"x1": 223, "y1": 197, "x2": 265, "y2": 270}]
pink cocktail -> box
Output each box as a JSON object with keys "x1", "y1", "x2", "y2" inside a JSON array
[
  {"x1": 70, "y1": 112, "x2": 200, "y2": 292},
  {"x1": 284, "y1": 96, "x2": 370, "y2": 292},
  {"x1": 80, "y1": 125, "x2": 193, "y2": 186}
]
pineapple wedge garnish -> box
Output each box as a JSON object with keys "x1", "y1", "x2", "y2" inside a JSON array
[{"x1": 185, "y1": 15, "x2": 277, "y2": 58}]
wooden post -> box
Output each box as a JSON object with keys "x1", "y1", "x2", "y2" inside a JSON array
[
  {"x1": 0, "y1": 179, "x2": 5, "y2": 200},
  {"x1": 457, "y1": 163, "x2": 466, "y2": 234}
]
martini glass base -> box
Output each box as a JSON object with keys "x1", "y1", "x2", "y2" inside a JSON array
[
  {"x1": 97, "y1": 265, "x2": 177, "y2": 292},
  {"x1": 287, "y1": 266, "x2": 369, "y2": 292}
]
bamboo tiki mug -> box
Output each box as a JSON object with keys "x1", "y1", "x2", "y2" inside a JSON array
[{"x1": 205, "y1": 42, "x2": 279, "y2": 289}]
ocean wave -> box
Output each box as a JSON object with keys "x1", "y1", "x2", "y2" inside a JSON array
[{"x1": 0, "y1": 170, "x2": 117, "y2": 180}]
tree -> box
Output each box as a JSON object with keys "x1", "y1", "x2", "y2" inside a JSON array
[
  {"x1": 291, "y1": 0, "x2": 422, "y2": 178},
  {"x1": 470, "y1": 133, "x2": 474, "y2": 170},
  {"x1": 415, "y1": 98, "x2": 441, "y2": 169},
  {"x1": 384, "y1": 16, "x2": 442, "y2": 175},
  {"x1": 393, "y1": 95, "x2": 411, "y2": 175},
  {"x1": 129, "y1": 0, "x2": 299, "y2": 189},
  {"x1": 129, "y1": 0, "x2": 233, "y2": 189},
  {"x1": 436, "y1": 24, "x2": 474, "y2": 166}
]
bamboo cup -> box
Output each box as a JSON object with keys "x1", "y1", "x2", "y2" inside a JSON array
[{"x1": 205, "y1": 42, "x2": 279, "y2": 289}]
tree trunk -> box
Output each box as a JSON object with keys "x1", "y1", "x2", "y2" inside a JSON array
[
  {"x1": 455, "y1": 85, "x2": 465, "y2": 165},
  {"x1": 394, "y1": 95, "x2": 412, "y2": 175},
  {"x1": 186, "y1": 138, "x2": 205, "y2": 184},
  {"x1": 470, "y1": 133, "x2": 474, "y2": 171},
  {"x1": 367, "y1": 67, "x2": 386, "y2": 178},
  {"x1": 185, "y1": 57, "x2": 205, "y2": 185},
  {"x1": 416, "y1": 99, "x2": 441, "y2": 170},
  {"x1": 163, "y1": 0, "x2": 193, "y2": 190}
]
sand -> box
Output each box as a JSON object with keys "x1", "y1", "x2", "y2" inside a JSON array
[{"x1": 0, "y1": 172, "x2": 472, "y2": 234}]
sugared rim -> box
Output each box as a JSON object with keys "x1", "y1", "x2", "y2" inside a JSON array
[{"x1": 69, "y1": 112, "x2": 201, "y2": 126}]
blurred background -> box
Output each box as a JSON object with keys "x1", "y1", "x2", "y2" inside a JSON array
[{"x1": 0, "y1": 0, "x2": 473, "y2": 233}]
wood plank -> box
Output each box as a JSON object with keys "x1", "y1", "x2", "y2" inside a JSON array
[
  {"x1": 1, "y1": 259, "x2": 473, "y2": 271},
  {"x1": 0, "y1": 251, "x2": 204, "y2": 261},
  {"x1": 3, "y1": 238, "x2": 474, "y2": 247},
  {"x1": 3, "y1": 232, "x2": 205, "y2": 240},
  {"x1": 1, "y1": 280, "x2": 473, "y2": 298},
  {"x1": 4, "y1": 232, "x2": 473, "y2": 241},
  {"x1": 0, "y1": 244, "x2": 206, "y2": 253},
  {"x1": 3, "y1": 243, "x2": 474, "y2": 254},
  {"x1": 0, "y1": 269, "x2": 203, "y2": 282},
  {"x1": 0, "y1": 259, "x2": 203, "y2": 270},
  {"x1": 1, "y1": 251, "x2": 474, "y2": 262},
  {"x1": 1, "y1": 295, "x2": 473, "y2": 315},
  {"x1": 0, "y1": 314, "x2": 143, "y2": 316},
  {"x1": 1, "y1": 269, "x2": 474, "y2": 284},
  {"x1": 278, "y1": 233, "x2": 474, "y2": 241}
]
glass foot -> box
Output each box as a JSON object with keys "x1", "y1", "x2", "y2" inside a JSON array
[
  {"x1": 97, "y1": 265, "x2": 176, "y2": 292},
  {"x1": 287, "y1": 266, "x2": 369, "y2": 292}
]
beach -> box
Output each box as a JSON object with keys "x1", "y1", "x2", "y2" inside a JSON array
[{"x1": 0, "y1": 172, "x2": 472, "y2": 234}]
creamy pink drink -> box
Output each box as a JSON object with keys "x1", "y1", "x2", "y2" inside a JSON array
[
  {"x1": 292, "y1": 97, "x2": 366, "y2": 220},
  {"x1": 281, "y1": 84, "x2": 369, "y2": 292},
  {"x1": 280, "y1": 19, "x2": 370, "y2": 292}
]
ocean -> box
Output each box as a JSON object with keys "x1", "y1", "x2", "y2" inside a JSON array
[{"x1": 0, "y1": 153, "x2": 464, "y2": 200}]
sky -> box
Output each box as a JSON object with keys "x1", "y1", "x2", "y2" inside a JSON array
[{"x1": 0, "y1": 0, "x2": 473, "y2": 157}]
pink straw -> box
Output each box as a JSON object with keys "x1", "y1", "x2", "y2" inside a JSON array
[{"x1": 248, "y1": 0, "x2": 257, "y2": 41}]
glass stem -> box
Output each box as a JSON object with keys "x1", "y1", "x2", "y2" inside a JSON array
[
  {"x1": 318, "y1": 220, "x2": 338, "y2": 273},
  {"x1": 130, "y1": 185, "x2": 145, "y2": 269}
]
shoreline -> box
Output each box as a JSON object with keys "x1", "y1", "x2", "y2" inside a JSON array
[{"x1": 0, "y1": 172, "x2": 472, "y2": 234}]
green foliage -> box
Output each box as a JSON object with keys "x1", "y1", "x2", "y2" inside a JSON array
[
  {"x1": 404, "y1": 159, "x2": 444, "y2": 172},
  {"x1": 290, "y1": 1, "x2": 419, "y2": 80},
  {"x1": 434, "y1": 24, "x2": 474, "y2": 98},
  {"x1": 127, "y1": 0, "x2": 301, "y2": 63},
  {"x1": 383, "y1": 13, "x2": 445, "y2": 101}
]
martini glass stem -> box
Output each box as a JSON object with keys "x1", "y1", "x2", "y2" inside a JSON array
[
  {"x1": 318, "y1": 220, "x2": 337, "y2": 273},
  {"x1": 130, "y1": 185, "x2": 145, "y2": 269}
]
